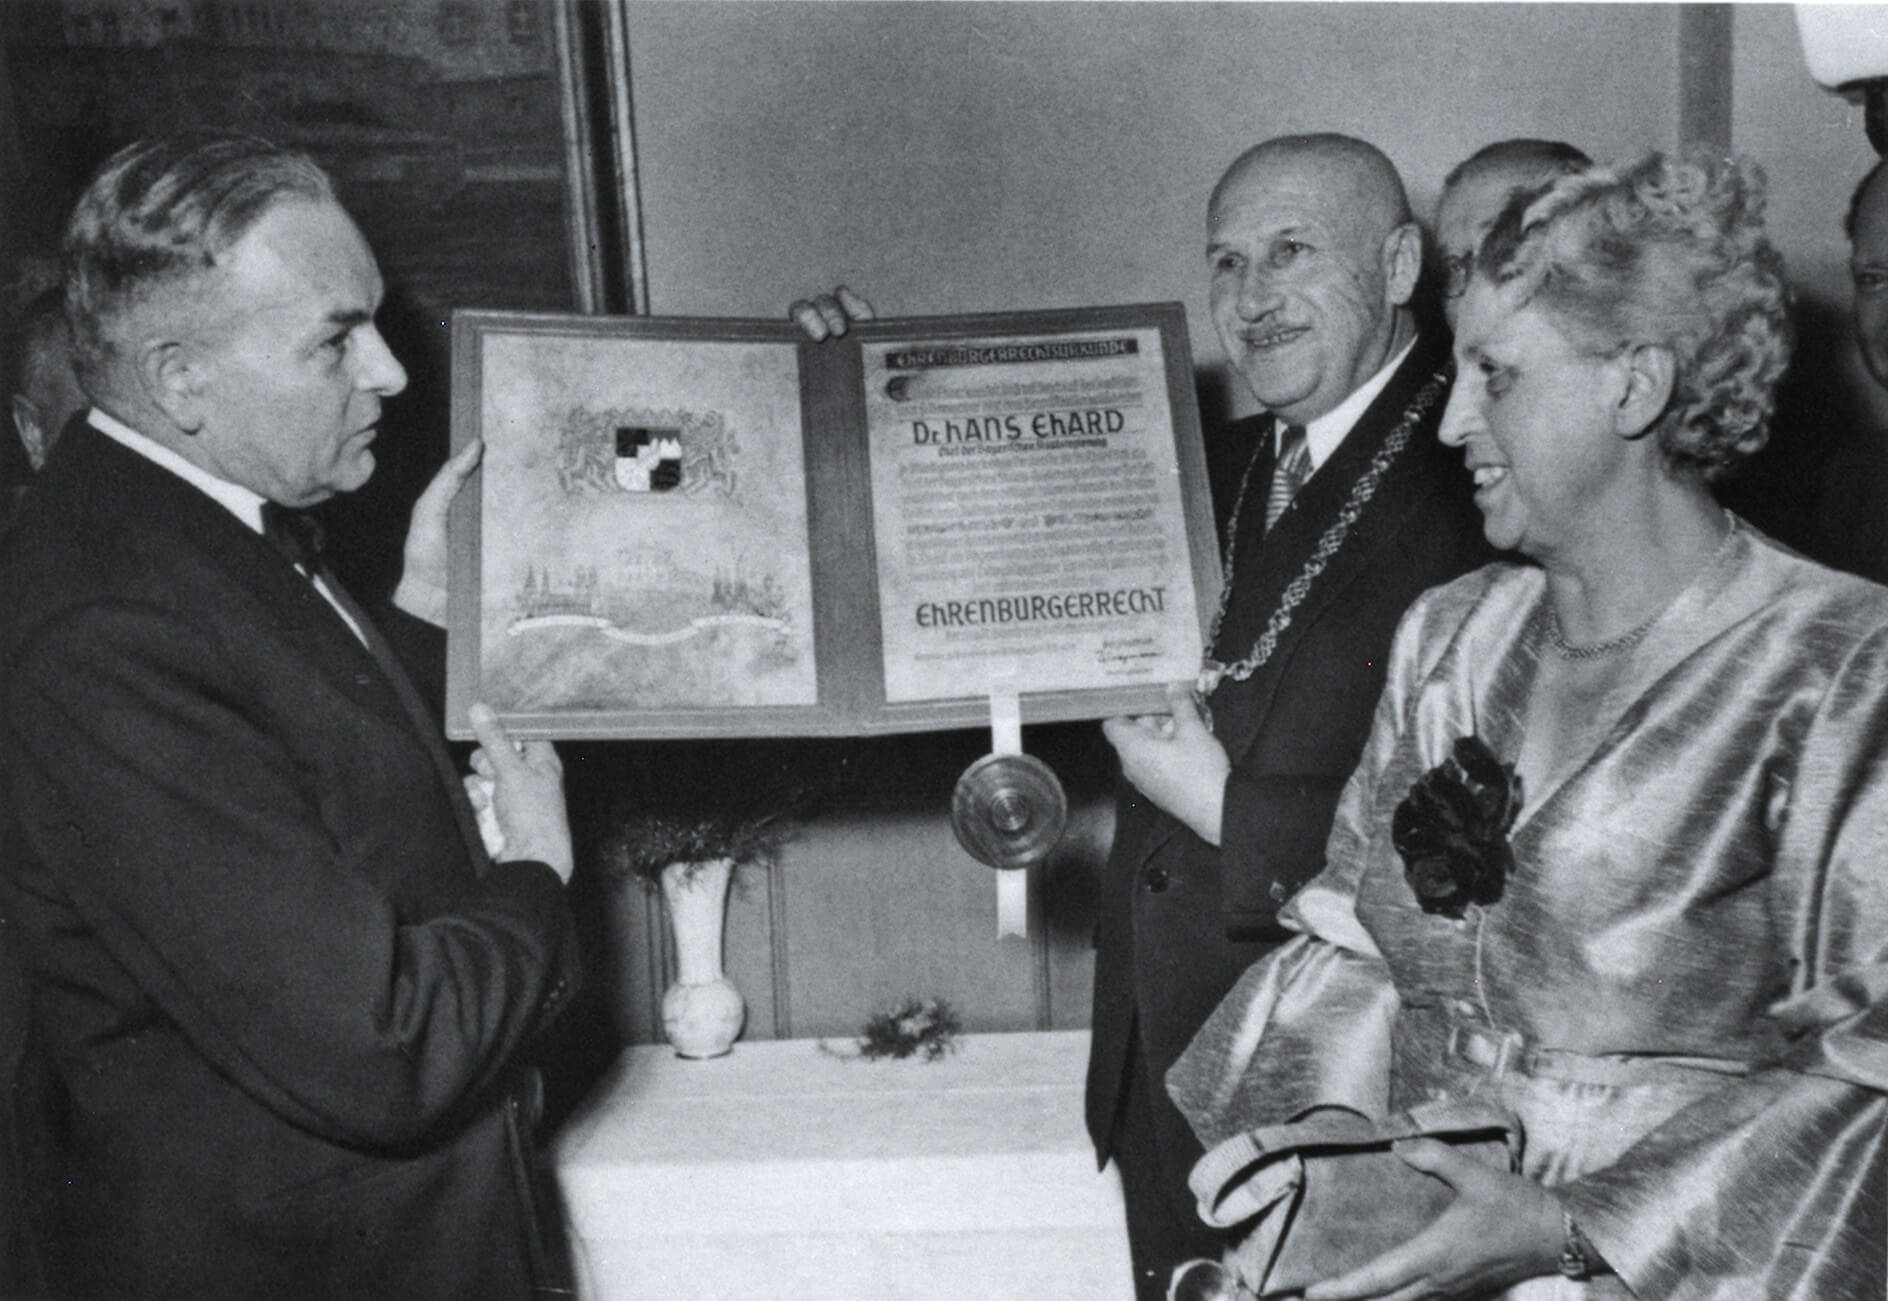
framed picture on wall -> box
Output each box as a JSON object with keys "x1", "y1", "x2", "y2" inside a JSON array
[
  {"x1": 445, "y1": 302, "x2": 1221, "y2": 740},
  {"x1": 1, "y1": 0, "x2": 646, "y2": 316}
]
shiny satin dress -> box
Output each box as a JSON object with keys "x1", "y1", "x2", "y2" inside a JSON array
[{"x1": 1169, "y1": 524, "x2": 1888, "y2": 1299}]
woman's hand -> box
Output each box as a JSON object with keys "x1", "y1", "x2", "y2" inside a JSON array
[{"x1": 1302, "y1": 1140, "x2": 1565, "y2": 1301}]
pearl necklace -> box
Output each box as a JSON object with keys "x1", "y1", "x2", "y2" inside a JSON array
[{"x1": 1195, "y1": 371, "x2": 1450, "y2": 707}]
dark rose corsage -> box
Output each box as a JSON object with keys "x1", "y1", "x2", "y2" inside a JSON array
[{"x1": 1390, "y1": 736, "x2": 1523, "y2": 919}]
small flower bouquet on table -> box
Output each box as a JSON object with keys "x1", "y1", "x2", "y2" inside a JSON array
[{"x1": 856, "y1": 997, "x2": 963, "y2": 1062}]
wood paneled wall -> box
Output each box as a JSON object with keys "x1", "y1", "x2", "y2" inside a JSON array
[{"x1": 569, "y1": 721, "x2": 1117, "y2": 1045}]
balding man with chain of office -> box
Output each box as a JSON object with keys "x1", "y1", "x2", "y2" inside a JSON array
[{"x1": 1091, "y1": 133, "x2": 1493, "y2": 1296}]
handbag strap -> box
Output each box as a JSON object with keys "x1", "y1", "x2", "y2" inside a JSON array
[
  {"x1": 1190, "y1": 1131, "x2": 1304, "y2": 1228},
  {"x1": 1378, "y1": 1097, "x2": 1522, "y2": 1165},
  {"x1": 1188, "y1": 1099, "x2": 1523, "y2": 1227}
]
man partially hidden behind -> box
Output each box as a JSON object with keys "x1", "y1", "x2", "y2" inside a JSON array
[
  {"x1": 1850, "y1": 158, "x2": 1888, "y2": 399},
  {"x1": 1090, "y1": 134, "x2": 1492, "y2": 1295},
  {"x1": 1432, "y1": 138, "x2": 1591, "y2": 329},
  {"x1": 10, "y1": 285, "x2": 88, "y2": 478},
  {"x1": 0, "y1": 279, "x2": 89, "y2": 1296},
  {"x1": 1763, "y1": 156, "x2": 1888, "y2": 580},
  {"x1": 0, "y1": 134, "x2": 580, "y2": 1299}
]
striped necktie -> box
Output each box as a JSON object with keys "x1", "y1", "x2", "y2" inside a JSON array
[{"x1": 1263, "y1": 424, "x2": 1311, "y2": 532}]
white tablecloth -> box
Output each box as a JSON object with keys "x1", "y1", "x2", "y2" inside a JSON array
[{"x1": 554, "y1": 1029, "x2": 1134, "y2": 1299}]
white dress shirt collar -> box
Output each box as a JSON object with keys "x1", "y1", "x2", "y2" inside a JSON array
[
  {"x1": 88, "y1": 408, "x2": 269, "y2": 534},
  {"x1": 87, "y1": 410, "x2": 369, "y2": 644},
  {"x1": 1286, "y1": 335, "x2": 1418, "y2": 471}
]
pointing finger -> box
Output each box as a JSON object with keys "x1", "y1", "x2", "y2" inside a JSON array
[{"x1": 467, "y1": 703, "x2": 521, "y2": 772}]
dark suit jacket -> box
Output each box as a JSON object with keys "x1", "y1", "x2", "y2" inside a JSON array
[
  {"x1": 0, "y1": 423, "x2": 580, "y2": 1300},
  {"x1": 1087, "y1": 333, "x2": 1493, "y2": 1166}
]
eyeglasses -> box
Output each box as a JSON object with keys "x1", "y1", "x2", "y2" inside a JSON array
[{"x1": 1441, "y1": 251, "x2": 1475, "y2": 301}]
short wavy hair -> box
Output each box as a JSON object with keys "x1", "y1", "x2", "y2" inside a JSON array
[
  {"x1": 1473, "y1": 150, "x2": 1791, "y2": 480},
  {"x1": 63, "y1": 133, "x2": 334, "y2": 391}
]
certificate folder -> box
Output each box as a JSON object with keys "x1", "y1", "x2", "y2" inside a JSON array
[{"x1": 445, "y1": 303, "x2": 1221, "y2": 740}]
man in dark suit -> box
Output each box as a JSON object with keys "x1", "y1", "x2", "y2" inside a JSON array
[
  {"x1": 0, "y1": 272, "x2": 83, "y2": 1301},
  {"x1": 0, "y1": 134, "x2": 580, "y2": 1299},
  {"x1": 1828, "y1": 161, "x2": 1888, "y2": 581},
  {"x1": 1091, "y1": 133, "x2": 1492, "y2": 1296}
]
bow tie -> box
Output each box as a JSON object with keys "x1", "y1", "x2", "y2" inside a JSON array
[{"x1": 260, "y1": 502, "x2": 328, "y2": 574}]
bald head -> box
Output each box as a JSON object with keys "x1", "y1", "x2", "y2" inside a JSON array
[
  {"x1": 1206, "y1": 133, "x2": 1422, "y2": 426},
  {"x1": 1211, "y1": 134, "x2": 1414, "y2": 242},
  {"x1": 1435, "y1": 139, "x2": 1590, "y2": 326},
  {"x1": 1442, "y1": 138, "x2": 1591, "y2": 196}
]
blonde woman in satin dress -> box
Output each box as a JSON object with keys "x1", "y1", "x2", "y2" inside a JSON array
[{"x1": 1167, "y1": 151, "x2": 1888, "y2": 1300}]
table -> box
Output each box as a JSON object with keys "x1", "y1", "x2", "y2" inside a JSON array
[{"x1": 554, "y1": 1030, "x2": 1134, "y2": 1298}]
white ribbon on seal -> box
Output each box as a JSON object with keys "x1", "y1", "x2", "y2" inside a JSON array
[{"x1": 987, "y1": 677, "x2": 1029, "y2": 940}]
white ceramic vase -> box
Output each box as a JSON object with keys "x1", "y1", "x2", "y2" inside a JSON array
[{"x1": 658, "y1": 858, "x2": 746, "y2": 1059}]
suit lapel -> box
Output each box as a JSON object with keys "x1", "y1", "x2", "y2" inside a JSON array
[
  {"x1": 1203, "y1": 416, "x2": 1281, "y2": 659},
  {"x1": 79, "y1": 427, "x2": 494, "y2": 870},
  {"x1": 80, "y1": 427, "x2": 437, "y2": 748},
  {"x1": 1209, "y1": 339, "x2": 1452, "y2": 763}
]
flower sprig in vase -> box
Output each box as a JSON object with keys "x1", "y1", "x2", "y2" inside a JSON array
[{"x1": 605, "y1": 810, "x2": 793, "y2": 1059}]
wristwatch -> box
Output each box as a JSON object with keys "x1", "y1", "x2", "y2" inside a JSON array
[{"x1": 1558, "y1": 1207, "x2": 1604, "y2": 1280}]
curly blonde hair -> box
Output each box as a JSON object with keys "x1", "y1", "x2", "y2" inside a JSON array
[{"x1": 1475, "y1": 150, "x2": 1792, "y2": 480}]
